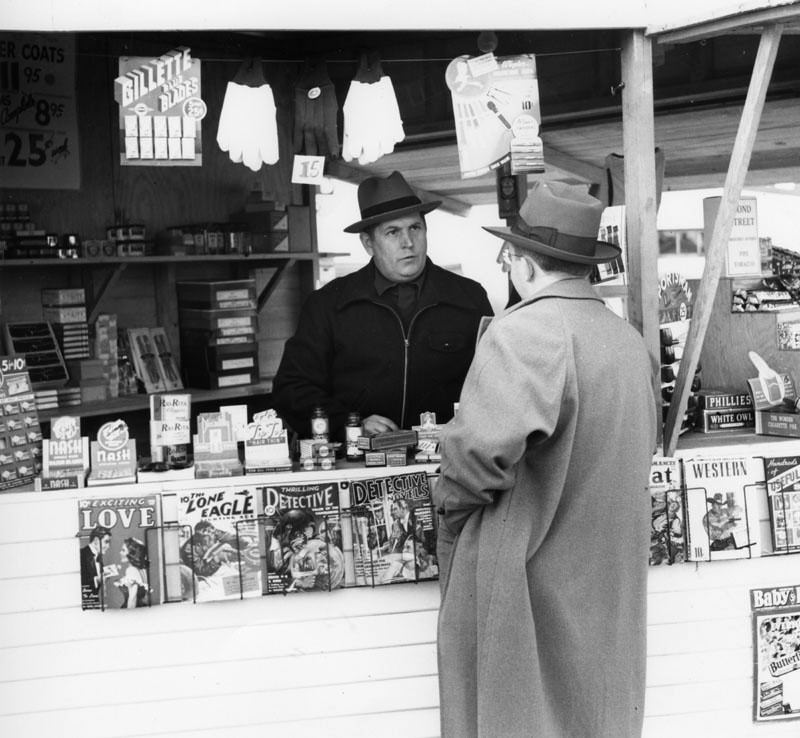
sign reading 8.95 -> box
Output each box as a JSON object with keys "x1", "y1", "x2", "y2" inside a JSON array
[{"x1": 0, "y1": 33, "x2": 80, "y2": 189}]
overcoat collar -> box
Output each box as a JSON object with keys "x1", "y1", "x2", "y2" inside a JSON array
[
  {"x1": 505, "y1": 276, "x2": 605, "y2": 316},
  {"x1": 334, "y1": 258, "x2": 480, "y2": 313}
]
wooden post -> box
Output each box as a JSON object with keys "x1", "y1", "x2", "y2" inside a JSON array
[
  {"x1": 621, "y1": 30, "x2": 662, "y2": 445},
  {"x1": 663, "y1": 24, "x2": 783, "y2": 455}
]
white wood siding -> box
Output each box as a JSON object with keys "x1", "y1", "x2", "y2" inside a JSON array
[{"x1": 2, "y1": 449, "x2": 800, "y2": 737}]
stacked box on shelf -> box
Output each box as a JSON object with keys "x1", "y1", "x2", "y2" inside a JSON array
[
  {"x1": 177, "y1": 279, "x2": 259, "y2": 389},
  {"x1": 92, "y1": 314, "x2": 119, "y2": 399},
  {"x1": 41, "y1": 288, "x2": 91, "y2": 363}
]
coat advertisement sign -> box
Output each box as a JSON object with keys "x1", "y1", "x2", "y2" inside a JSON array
[
  {"x1": 0, "y1": 32, "x2": 80, "y2": 189},
  {"x1": 115, "y1": 47, "x2": 205, "y2": 167}
]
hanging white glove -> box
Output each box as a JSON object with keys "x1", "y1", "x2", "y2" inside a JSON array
[
  {"x1": 342, "y1": 76, "x2": 405, "y2": 166},
  {"x1": 217, "y1": 81, "x2": 279, "y2": 172}
]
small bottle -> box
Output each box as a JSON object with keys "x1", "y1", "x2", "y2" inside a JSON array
[
  {"x1": 345, "y1": 412, "x2": 363, "y2": 460},
  {"x1": 311, "y1": 406, "x2": 329, "y2": 443}
]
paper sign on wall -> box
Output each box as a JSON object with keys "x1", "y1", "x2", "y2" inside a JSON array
[
  {"x1": 0, "y1": 32, "x2": 80, "y2": 189},
  {"x1": 115, "y1": 47, "x2": 205, "y2": 167}
]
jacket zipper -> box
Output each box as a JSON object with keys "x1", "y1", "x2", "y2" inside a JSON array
[{"x1": 373, "y1": 300, "x2": 433, "y2": 429}]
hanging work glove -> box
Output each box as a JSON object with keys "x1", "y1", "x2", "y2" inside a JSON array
[
  {"x1": 216, "y1": 59, "x2": 279, "y2": 172},
  {"x1": 293, "y1": 60, "x2": 339, "y2": 157}
]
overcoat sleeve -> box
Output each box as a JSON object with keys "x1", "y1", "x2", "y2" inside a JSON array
[{"x1": 433, "y1": 308, "x2": 567, "y2": 541}]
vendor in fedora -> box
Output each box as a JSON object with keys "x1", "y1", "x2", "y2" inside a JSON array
[
  {"x1": 271, "y1": 170, "x2": 492, "y2": 439},
  {"x1": 434, "y1": 180, "x2": 658, "y2": 738}
]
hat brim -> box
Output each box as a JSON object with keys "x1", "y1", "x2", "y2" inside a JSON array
[
  {"x1": 483, "y1": 226, "x2": 621, "y2": 265},
  {"x1": 344, "y1": 201, "x2": 441, "y2": 233}
]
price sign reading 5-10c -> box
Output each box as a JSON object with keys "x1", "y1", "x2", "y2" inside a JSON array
[{"x1": 0, "y1": 33, "x2": 80, "y2": 189}]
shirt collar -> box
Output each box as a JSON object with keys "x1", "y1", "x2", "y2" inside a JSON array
[{"x1": 373, "y1": 261, "x2": 427, "y2": 296}]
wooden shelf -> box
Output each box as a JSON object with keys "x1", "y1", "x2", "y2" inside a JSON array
[
  {"x1": 0, "y1": 252, "x2": 332, "y2": 268},
  {"x1": 36, "y1": 379, "x2": 274, "y2": 422}
]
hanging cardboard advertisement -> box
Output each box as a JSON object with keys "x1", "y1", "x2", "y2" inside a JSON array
[
  {"x1": 115, "y1": 47, "x2": 205, "y2": 167},
  {"x1": 0, "y1": 32, "x2": 80, "y2": 189},
  {"x1": 446, "y1": 53, "x2": 542, "y2": 179}
]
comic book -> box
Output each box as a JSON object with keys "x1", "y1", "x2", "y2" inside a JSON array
[
  {"x1": 76, "y1": 494, "x2": 162, "y2": 610},
  {"x1": 175, "y1": 485, "x2": 261, "y2": 603},
  {"x1": 259, "y1": 481, "x2": 346, "y2": 594},
  {"x1": 751, "y1": 583, "x2": 800, "y2": 722},
  {"x1": 683, "y1": 454, "x2": 768, "y2": 562},
  {"x1": 348, "y1": 471, "x2": 438, "y2": 585},
  {"x1": 761, "y1": 455, "x2": 800, "y2": 554},
  {"x1": 648, "y1": 456, "x2": 687, "y2": 565}
]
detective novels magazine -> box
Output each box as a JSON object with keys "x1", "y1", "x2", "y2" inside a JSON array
[
  {"x1": 348, "y1": 470, "x2": 438, "y2": 585},
  {"x1": 76, "y1": 494, "x2": 162, "y2": 610}
]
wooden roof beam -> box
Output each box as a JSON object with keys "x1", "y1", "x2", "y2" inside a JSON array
[
  {"x1": 663, "y1": 23, "x2": 784, "y2": 455},
  {"x1": 325, "y1": 159, "x2": 472, "y2": 218}
]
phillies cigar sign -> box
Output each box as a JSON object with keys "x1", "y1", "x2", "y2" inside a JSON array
[{"x1": 114, "y1": 47, "x2": 206, "y2": 167}]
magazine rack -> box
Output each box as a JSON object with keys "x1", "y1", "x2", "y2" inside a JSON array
[{"x1": 146, "y1": 523, "x2": 195, "y2": 604}]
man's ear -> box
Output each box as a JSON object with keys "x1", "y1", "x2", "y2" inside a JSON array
[{"x1": 359, "y1": 231, "x2": 374, "y2": 256}]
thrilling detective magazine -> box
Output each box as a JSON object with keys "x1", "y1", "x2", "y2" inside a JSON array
[
  {"x1": 76, "y1": 494, "x2": 162, "y2": 610},
  {"x1": 175, "y1": 485, "x2": 261, "y2": 602},
  {"x1": 348, "y1": 470, "x2": 438, "y2": 585},
  {"x1": 260, "y1": 481, "x2": 346, "y2": 594}
]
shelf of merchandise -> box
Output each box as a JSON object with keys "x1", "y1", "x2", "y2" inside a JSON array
[
  {"x1": 0, "y1": 252, "x2": 335, "y2": 319},
  {"x1": 35, "y1": 378, "x2": 275, "y2": 423}
]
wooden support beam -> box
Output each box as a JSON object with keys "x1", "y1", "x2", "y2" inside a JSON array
[
  {"x1": 256, "y1": 259, "x2": 295, "y2": 314},
  {"x1": 325, "y1": 159, "x2": 472, "y2": 218},
  {"x1": 621, "y1": 30, "x2": 662, "y2": 446},
  {"x1": 663, "y1": 24, "x2": 783, "y2": 456},
  {"x1": 87, "y1": 263, "x2": 128, "y2": 324},
  {"x1": 541, "y1": 144, "x2": 606, "y2": 189}
]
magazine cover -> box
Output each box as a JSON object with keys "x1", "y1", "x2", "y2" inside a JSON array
[
  {"x1": 762, "y1": 455, "x2": 800, "y2": 553},
  {"x1": 683, "y1": 455, "x2": 767, "y2": 562},
  {"x1": 76, "y1": 494, "x2": 162, "y2": 610},
  {"x1": 349, "y1": 471, "x2": 438, "y2": 585},
  {"x1": 175, "y1": 485, "x2": 261, "y2": 603},
  {"x1": 751, "y1": 583, "x2": 800, "y2": 722},
  {"x1": 260, "y1": 481, "x2": 346, "y2": 594},
  {"x1": 649, "y1": 456, "x2": 686, "y2": 565}
]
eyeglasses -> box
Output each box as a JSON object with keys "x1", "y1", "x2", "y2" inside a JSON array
[{"x1": 497, "y1": 243, "x2": 524, "y2": 272}]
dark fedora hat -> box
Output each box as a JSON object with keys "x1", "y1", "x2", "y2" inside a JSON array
[
  {"x1": 343, "y1": 171, "x2": 441, "y2": 233},
  {"x1": 483, "y1": 181, "x2": 621, "y2": 264}
]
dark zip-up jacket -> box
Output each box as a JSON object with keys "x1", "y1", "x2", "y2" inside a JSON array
[{"x1": 271, "y1": 259, "x2": 493, "y2": 439}]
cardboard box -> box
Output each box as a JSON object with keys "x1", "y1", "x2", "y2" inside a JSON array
[
  {"x1": 696, "y1": 390, "x2": 754, "y2": 412},
  {"x1": 176, "y1": 279, "x2": 256, "y2": 309},
  {"x1": 40, "y1": 288, "x2": 86, "y2": 306},
  {"x1": 755, "y1": 410, "x2": 800, "y2": 438},
  {"x1": 696, "y1": 408, "x2": 755, "y2": 433}
]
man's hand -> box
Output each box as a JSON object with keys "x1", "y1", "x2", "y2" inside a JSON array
[{"x1": 362, "y1": 414, "x2": 399, "y2": 435}]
